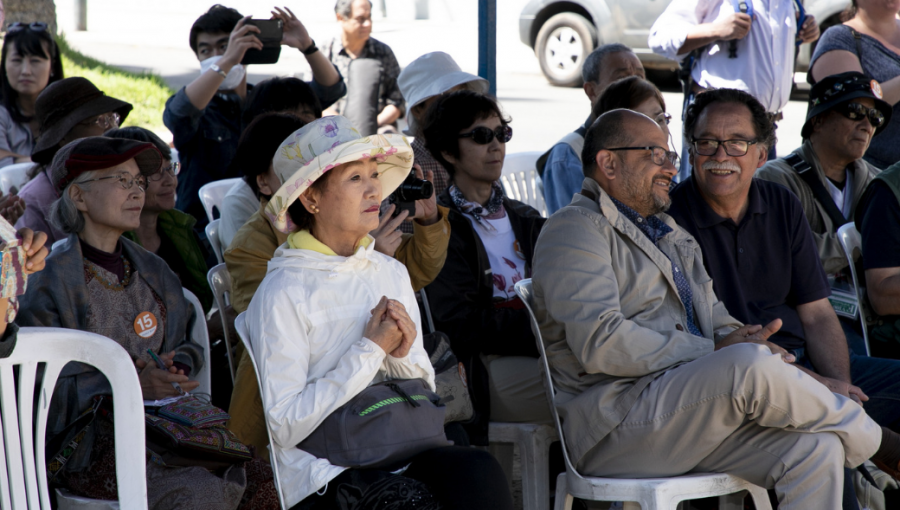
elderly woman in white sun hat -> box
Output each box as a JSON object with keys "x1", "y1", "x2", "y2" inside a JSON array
[
  {"x1": 398, "y1": 52, "x2": 489, "y2": 200},
  {"x1": 244, "y1": 116, "x2": 513, "y2": 510}
]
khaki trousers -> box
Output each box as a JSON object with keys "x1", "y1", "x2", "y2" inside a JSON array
[
  {"x1": 482, "y1": 355, "x2": 553, "y2": 423},
  {"x1": 579, "y1": 344, "x2": 881, "y2": 510}
]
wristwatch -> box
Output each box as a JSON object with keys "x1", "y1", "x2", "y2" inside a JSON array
[
  {"x1": 209, "y1": 64, "x2": 227, "y2": 79},
  {"x1": 302, "y1": 39, "x2": 318, "y2": 56}
]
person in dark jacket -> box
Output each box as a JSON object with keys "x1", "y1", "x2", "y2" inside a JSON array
[
  {"x1": 422, "y1": 90, "x2": 550, "y2": 444},
  {"x1": 163, "y1": 4, "x2": 346, "y2": 226}
]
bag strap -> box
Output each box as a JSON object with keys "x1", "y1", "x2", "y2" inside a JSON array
[
  {"x1": 783, "y1": 153, "x2": 848, "y2": 227},
  {"x1": 46, "y1": 396, "x2": 105, "y2": 482},
  {"x1": 728, "y1": 0, "x2": 753, "y2": 58}
]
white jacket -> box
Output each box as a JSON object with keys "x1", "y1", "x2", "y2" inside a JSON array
[{"x1": 245, "y1": 239, "x2": 435, "y2": 507}]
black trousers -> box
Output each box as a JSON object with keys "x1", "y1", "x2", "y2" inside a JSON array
[{"x1": 292, "y1": 446, "x2": 513, "y2": 510}]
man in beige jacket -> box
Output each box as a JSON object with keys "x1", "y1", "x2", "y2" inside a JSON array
[{"x1": 532, "y1": 109, "x2": 898, "y2": 509}]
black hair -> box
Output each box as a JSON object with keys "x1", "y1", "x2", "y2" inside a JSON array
[
  {"x1": 287, "y1": 171, "x2": 334, "y2": 232},
  {"x1": 0, "y1": 28, "x2": 64, "y2": 124},
  {"x1": 189, "y1": 4, "x2": 243, "y2": 54},
  {"x1": 683, "y1": 88, "x2": 776, "y2": 152},
  {"x1": 421, "y1": 90, "x2": 510, "y2": 179},
  {"x1": 104, "y1": 126, "x2": 172, "y2": 161},
  {"x1": 335, "y1": 0, "x2": 373, "y2": 17},
  {"x1": 242, "y1": 77, "x2": 322, "y2": 127},
  {"x1": 581, "y1": 43, "x2": 633, "y2": 84},
  {"x1": 593, "y1": 76, "x2": 666, "y2": 120},
  {"x1": 582, "y1": 109, "x2": 635, "y2": 177},
  {"x1": 229, "y1": 113, "x2": 308, "y2": 199}
]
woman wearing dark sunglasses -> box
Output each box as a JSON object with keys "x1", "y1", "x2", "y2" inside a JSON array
[
  {"x1": 0, "y1": 21, "x2": 63, "y2": 167},
  {"x1": 421, "y1": 90, "x2": 551, "y2": 444}
]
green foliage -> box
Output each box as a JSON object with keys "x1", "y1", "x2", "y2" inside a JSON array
[{"x1": 56, "y1": 35, "x2": 173, "y2": 135}]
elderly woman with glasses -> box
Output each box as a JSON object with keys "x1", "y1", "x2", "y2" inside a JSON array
[
  {"x1": 421, "y1": 90, "x2": 550, "y2": 445},
  {"x1": 107, "y1": 127, "x2": 214, "y2": 312},
  {"x1": 16, "y1": 136, "x2": 278, "y2": 509}
]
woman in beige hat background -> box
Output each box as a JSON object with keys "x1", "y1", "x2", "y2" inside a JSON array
[{"x1": 244, "y1": 116, "x2": 513, "y2": 510}]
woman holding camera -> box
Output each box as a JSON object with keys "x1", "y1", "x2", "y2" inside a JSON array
[
  {"x1": 245, "y1": 116, "x2": 512, "y2": 509},
  {"x1": 422, "y1": 90, "x2": 550, "y2": 445}
]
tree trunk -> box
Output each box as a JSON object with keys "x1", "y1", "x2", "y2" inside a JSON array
[{"x1": 3, "y1": 0, "x2": 58, "y2": 35}]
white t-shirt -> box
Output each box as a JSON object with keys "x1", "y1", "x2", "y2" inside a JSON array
[
  {"x1": 462, "y1": 211, "x2": 527, "y2": 302},
  {"x1": 219, "y1": 179, "x2": 259, "y2": 250}
]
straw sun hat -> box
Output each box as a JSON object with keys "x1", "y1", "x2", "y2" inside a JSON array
[{"x1": 265, "y1": 116, "x2": 414, "y2": 233}]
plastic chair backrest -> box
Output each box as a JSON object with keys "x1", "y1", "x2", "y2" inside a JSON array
[
  {"x1": 198, "y1": 178, "x2": 241, "y2": 224},
  {"x1": 206, "y1": 219, "x2": 224, "y2": 265},
  {"x1": 514, "y1": 278, "x2": 584, "y2": 481},
  {"x1": 183, "y1": 288, "x2": 212, "y2": 398},
  {"x1": 501, "y1": 152, "x2": 547, "y2": 217},
  {"x1": 207, "y1": 264, "x2": 235, "y2": 383},
  {"x1": 837, "y1": 223, "x2": 871, "y2": 356},
  {"x1": 418, "y1": 288, "x2": 435, "y2": 334},
  {"x1": 0, "y1": 327, "x2": 147, "y2": 510},
  {"x1": 235, "y1": 313, "x2": 287, "y2": 509},
  {"x1": 0, "y1": 162, "x2": 34, "y2": 194}
]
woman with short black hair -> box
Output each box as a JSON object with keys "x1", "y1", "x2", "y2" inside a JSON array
[{"x1": 422, "y1": 90, "x2": 551, "y2": 445}]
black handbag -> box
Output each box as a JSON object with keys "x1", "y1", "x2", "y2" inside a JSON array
[{"x1": 297, "y1": 379, "x2": 451, "y2": 469}]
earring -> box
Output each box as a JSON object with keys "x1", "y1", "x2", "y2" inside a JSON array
[{"x1": 310, "y1": 204, "x2": 320, "y2": 214}]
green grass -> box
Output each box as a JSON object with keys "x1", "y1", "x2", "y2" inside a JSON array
[{"x1": 56, "y1": 35, "x2": 174, "y2": 135}]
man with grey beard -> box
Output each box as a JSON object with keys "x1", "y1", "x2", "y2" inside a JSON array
[
  {"x1": 530, "y1": 108, "x2": 900, "y2": 509},
  {"x1": 667, "y1": 88, "x2": 900, "y2": 505}
]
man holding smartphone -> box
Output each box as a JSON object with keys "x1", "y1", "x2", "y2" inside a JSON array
[{"x1": 163, "y1": 5, "x2": 346, "y2": 227}]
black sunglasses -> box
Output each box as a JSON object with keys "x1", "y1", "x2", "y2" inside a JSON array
[
  {"x1": 834, "y1": 102, "x2": 885, "y2": 128},
  {"x1": 7, "y1": 22, "x2": 48, "y2": 33},
  {"x1": 458, "y1": 125, "x2": 513, "y2": 145}
]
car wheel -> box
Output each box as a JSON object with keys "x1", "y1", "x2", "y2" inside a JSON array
[{"x1": 536, "y1": 12, "x2": 595, "y2": 87}]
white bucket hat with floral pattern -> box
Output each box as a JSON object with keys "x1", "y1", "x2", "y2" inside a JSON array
[{"x1": 265, "y1": 116, "x2": 414, "y2": 233}]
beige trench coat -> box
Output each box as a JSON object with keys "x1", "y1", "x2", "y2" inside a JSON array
[{"x1": 531, "y1": 178, "x2": 742, "y2": 465}]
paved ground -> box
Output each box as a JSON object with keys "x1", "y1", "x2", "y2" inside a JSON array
[{"x1": 63, "y1": 0, "x2": 809, "y2": 158}]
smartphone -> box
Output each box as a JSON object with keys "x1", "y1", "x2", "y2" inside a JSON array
[{"x1": 241, "y1": 19, "x2": 283, "y2": 65}]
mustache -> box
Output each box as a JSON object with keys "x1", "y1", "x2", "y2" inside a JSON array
[{"x1": 701, "y1": 160, "x2": 742, "y2": 173}]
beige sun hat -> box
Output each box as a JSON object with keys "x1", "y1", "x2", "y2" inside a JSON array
[{"x1": 265, "y1": 116, "x2": 414, "y2": 233}]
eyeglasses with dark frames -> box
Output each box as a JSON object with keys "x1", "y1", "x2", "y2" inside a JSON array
[
  {"x1": 148, "y1": 162, "x2": 180, "y2": 182},
  {"x1": 80, "y1": 172, "x2": 147, "y2": 193},
  {"x1": 7, "y1": 22, "x2": 48, "y2": 34},
  {"x1": 458, "y1": 125, "x2": 513, "y2": 145},
  {"x1": 603, "y1": 146, "x2": 679, "y2": 167},
  {"x1": 834, "y1": 102, "x2": 885, "y2": 128},
  {"x1": 691, "y1": 138, "x2": 758, "y2": 157}
]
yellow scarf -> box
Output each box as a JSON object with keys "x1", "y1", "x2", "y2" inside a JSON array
[{"x1": 287, "y1": 229, "x2": 372, "y2": 255}]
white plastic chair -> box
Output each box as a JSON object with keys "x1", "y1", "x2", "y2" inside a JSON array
[
  {"x1": 0, "y1": 162, "x2": 34, "y2": 194},
  {"x1": 513, "y1": 279, "x2": 772, "y2": 510},
  {"x1": 2, "y1": 327, "x2": 147, "y2": 510},
  {"x1": 183, "y1": 288, "x2": 212, "y2": 398},
  {"x1": 206, "y1": 219, "x2": 224, "y2": 265},
  {"x1": 501, "y1": 152, "x2": 547, "y2": 217},
  {"x1": 198, "y1": 178, "x2": 241, "y2": 224},
  {"x1": 837, "y1": 223, "x2": 871, "y2": 356},
  {"x1": 489, "y1": 421, "x2": 559, "y2": 510},
  {"x1": 235, "y1": 313, "x2": 288, "y2": 509},
  {"x1": 207, "y1": 264, "x2": 236, "y2": 383}
]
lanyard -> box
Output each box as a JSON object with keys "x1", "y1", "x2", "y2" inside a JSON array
[{"x1": 795, "y1": 0, "x2": 807, "y2": 46}]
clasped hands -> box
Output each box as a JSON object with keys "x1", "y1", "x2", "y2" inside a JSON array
[{"x1": 365, "y1": 296, "x2": 417, "y2": 358}]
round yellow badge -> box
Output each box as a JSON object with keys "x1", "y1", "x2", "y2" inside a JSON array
[{"x1": 133, "y1": 311, "x2": 158, "y2": 338}]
